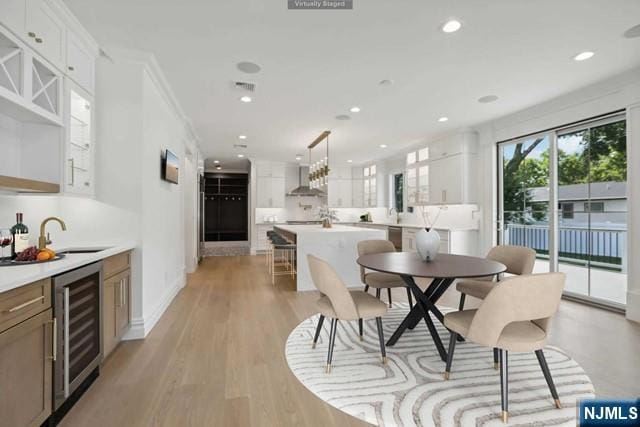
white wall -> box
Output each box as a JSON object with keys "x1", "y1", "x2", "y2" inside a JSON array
[{"x1": 470, "y1": 66, "x2": 640, "y2": 322}]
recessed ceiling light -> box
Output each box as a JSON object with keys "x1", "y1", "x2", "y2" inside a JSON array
[
  {"x1": 573, "y1": 51, "x2": 594, "y2": 61},
  {"x1": 624, "y1": 24, "x2": 640, "y2": 39},
  {"x1": 215, "y1": 165, "x2": 222, "y2": 170},
  {"x1": 238, "y1": 135, "x2": 247, "y2": 140},
  {"x1": 380, "y1": 144, "x2": 388, "y2": 148},
  {"x1": 236, "y1": 61, "x2": 261, "y2": 74},
  {"x1": 295, "y1": 155, "x2": 302, "y2": 161},
  {"x1": 478, "y1": 95, "x2": 499, "y2": 103},
  {"x1": 335, "y1": 114, "x2": 351, "y2": 120},
  {"x1": 240, "y1": 96, "x2": 252, "y2": 103},
  {"x1": 213, "y1": 160, "x2": 220, "y2": 164},
  {"x1": 437, "y1": 116, "x2": 449, "y2": 122},
  {"x1": 442, "y1": 20, "x2": 462, "y2": 33},
  {"x1": 237, "y1": 154, "x2": 245, "y2": 158},
  {"x1": 347, "y1": 159, "x2": 353, "y2": 163},
  {"x1": 350, "y1": 106, "x2": 361, "y2": 113}
]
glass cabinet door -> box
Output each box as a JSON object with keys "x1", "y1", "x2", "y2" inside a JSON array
[{"x1": 66, "y1": 88, "x2": 93, "y2": 194}]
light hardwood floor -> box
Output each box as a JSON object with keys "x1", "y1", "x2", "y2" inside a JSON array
[{"x1": 61, "y1": 255, "x2": 640, "y2": 426}]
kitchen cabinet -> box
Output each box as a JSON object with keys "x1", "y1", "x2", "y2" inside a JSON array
[
  {"x1": 402, "y1": 227, "x2": 478, "y2": 255},
  {"x1": 64, "y1": 82, "x2": 94, "y2": 195},
  {"x1": 428, "y1": 153, "x2": 476, "y2": 204},
  {"x1": 352, "y1": 176, "x2": 364, "y2": 208},
  {"x1": 328, "y1": 167, "x2": 353, "y2": 208},
  {"x1": 25, "y1": 0, "x2": 65, "y2": 70},
  {"x1": 66, "y1": 31, "x2": 94, "y2": 93},
  {"x1": 255, "y1": 161, "x2": 285, "y2": 208},
  {"x1": 0, "y1": 278, "x2": 54, "y2": 427},
  {"x1": 0, "y1": 0, "x2": 26, "y2": 37},
  {"x1": 102, "y1": 251, "x2": 131, "y2": 360},
  {"x1": 402, "y1": 228, "x2": 449, "y2": 253}
]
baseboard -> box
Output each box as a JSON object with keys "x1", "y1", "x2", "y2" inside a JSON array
[
  {"x1": 626, "y1": 290, "x2": 640, "y2": 323},
  {"x1": 123, "y1": 273, "x2": 186, "y2": 340}
]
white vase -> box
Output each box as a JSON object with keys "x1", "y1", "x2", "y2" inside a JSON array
[{"x1": 416, "y1": 228, "x2": 440, "y2": 262}]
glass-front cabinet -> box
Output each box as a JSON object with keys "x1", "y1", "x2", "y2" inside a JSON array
[{"x1": 65, "y1": 82, "x2": 94, "y2": 195}]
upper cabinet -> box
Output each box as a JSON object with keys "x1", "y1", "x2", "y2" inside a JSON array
[
  {"x1": 328, "y1": 167, "x2": 353, "y2": 208},
  {"x1": 25, "y1": 0, "x2": 66, "y2": 70},
  {"x1": 0, "y1": 0, "x2": 98, "y2": 194},
  {"x1": 254, "y1": 161, "x2": 285, "y2": 208},
  {"x1": 406, "y1": 131, "x2": 478, "y2": 206}
]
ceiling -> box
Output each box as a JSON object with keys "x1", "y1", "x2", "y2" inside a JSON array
[{"x1": 63, "y1": 0, "x2": 640, "y2": 168}]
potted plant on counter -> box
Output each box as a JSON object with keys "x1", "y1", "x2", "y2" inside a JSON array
[{"x1": 318, "y1": 206, "x2": 339, "y2": 228}]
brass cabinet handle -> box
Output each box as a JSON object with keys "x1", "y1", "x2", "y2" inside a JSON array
[
  {"x1": 7, "y1": 295, "x2": 44, "y2": 313},
  {"x1": 68, "y1": 66, "x2": 75, "y2": 71},
  {"x1": 35, "y1": 37, "x2": 43, "y2": 43},
  {"x1": 68, "y1": 159, "x2": 75, "y2": 185},
  {"x1": 28, "y1": 31, "x2": 36, "y2": 37}
]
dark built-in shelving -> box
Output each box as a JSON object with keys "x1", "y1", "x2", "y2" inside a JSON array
[{"x1": 204, "y1": 173, "x2": 248, "y2": 242}]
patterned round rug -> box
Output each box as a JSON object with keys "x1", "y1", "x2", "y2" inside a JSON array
[{"x1": 285, "y1": 303, "x2": 595, "y2": 426}]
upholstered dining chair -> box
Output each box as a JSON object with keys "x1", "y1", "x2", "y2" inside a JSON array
[
  {"x1": 308, "y1": 254, "x2": 388, "y2": 373},
  {"x1": 456, "y1": 245, "x2": 536, "y2": 368},
  {"x1": 357, "y1": 240, "x2": 413, "y2": 308},
  {"x1": 443, "y1": 272, "x2": 566, "y2": 424}
]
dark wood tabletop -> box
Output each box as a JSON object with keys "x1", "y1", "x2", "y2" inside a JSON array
[{"x1": 357, "y1": 252, "x2": 506, "y2": 279}]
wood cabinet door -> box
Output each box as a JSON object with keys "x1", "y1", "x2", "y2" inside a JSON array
[
  {"x1": 102, "y1": 276, "x2": 118, "y2": 359},
  {"x1": 116, "y1": 271, "x2": 131, "y2": 340},
  {"x1": 0, "y1": 308, "x2": 53, "y2": 427}
]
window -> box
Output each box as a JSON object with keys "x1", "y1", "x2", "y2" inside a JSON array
[
  {"x1": 406, "y1": 146, "x2": 430, "y2": 205},
  {"x1": 393, "y1": 173, "x2": 404, "y2": 212},
  {"x1": 363, "y1": 164, "x2": 377, "y2": 207},
  {"x1": 585, "y1": 202, "x2": 604, "y2": 213},
  {"x1": 561, "y1": 203, "x2": 574, "y2": 219}
]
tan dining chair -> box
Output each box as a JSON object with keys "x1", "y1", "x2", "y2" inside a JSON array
[
  {"x1": 308, "y1": 255, "x2": 388, "y2": 373},
  {"x1": 357, "y1": 240, "x2": 413, "y2": 308},
  {"x1": 443, "y1": 272, "x2": 565, "y2": 424},
  {"x1": 456, "y1": 245, "x2": 536, "y2": 367}
]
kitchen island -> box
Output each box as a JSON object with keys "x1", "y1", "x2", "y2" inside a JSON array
[{"x1": 273, "y1": 224, "x2": 386, "y2": 291}]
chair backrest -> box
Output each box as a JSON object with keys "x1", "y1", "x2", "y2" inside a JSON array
[
  {"x1": 357, "y1": 240, "x2": 396, "y2": 282},
  {"x1": 487, "y1": 245, "x2": 537, "y2": 276},
  {"x1": 466, "y1": 272, "x2": 565, "y2": 348},
  {"x1": 307, "y1": 255, "x2": 358, "y2": 320}
]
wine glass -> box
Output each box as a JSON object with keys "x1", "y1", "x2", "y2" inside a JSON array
[{"x1": 0, "y1": 229, "x2": 12, "y2": 262}]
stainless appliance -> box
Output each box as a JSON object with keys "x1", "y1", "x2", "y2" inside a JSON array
[
  {"x1": 388, "y1": 226, "x2": 403, "y2": 251},
  {"x1": 53, "y1": 261, "x2": 103, "y2": 410},
  {"x1": 286, "y1": 166, "x2": 325, "y2": 197}
]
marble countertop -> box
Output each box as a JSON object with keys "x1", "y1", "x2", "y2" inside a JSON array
[
  {"x1": 0, "y1": 242, "x2": 137, "y2": 294},
  {"x1": 274, "y1": 224, "x2": 379, "y2": 234}
]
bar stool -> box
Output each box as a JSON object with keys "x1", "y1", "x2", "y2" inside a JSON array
[{"x1": 270, "y1": 233, "x2": 296, "y2": 285}]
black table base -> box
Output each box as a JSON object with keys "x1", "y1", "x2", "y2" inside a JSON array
[{"x1": 386, "y1": 276, "x2": 456, "y2": 362}]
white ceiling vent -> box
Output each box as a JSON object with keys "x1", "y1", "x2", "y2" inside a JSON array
[{"x1": 234, "y1": 81, "x2": 256, "y2": 92}]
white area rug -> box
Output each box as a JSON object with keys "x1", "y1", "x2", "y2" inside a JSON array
[{"x1": 285, "y1": 303, "x2": 595, "y2": 426}]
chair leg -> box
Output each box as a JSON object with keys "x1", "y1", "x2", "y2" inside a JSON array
[
  {"x1": 364, "y1": 284, "x2": 369, "y2": 293},
  {"x1": 326, "y1": 318, "x2": 337, "y2": 373},
  {"x1": 535, "y1": 349, "x2": 561, "y2": 409},
  {"x1": 376, "y1": 288, "x2": 381, "y2": 299},
  {"x1": 387, "y1": 288, "x2": 392, "y2": 308},
  {"x1": 458, "y1": 293, "x2": 466, "y2": 310},
  {"x1": 406, "y1": 287, "x2": 413, "y2": 308},
  {"x1": 444, "y1": 332, "x2": 458, "y2": 380},
  {"x1": 493, "y1": 347, "x2": 499, "y2": 369},
  {"x1": 312, "y1": 315, "x2": 325, "y2": 349},
  {"x1": 358, "y1": 318, "x2": 363, "y2": 341},
  {"x1": 499, "y1": 349, "x2": 509, "y2": 423},
  {"x1": 375, "y1": 317, "x2": 387, "y2": 364}
]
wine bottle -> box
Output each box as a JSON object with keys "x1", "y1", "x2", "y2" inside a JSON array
[{"x1": 10, "y1": 213, "x2": 30, "y2": 259}]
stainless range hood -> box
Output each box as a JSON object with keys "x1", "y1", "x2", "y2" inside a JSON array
[{"x1": 286, "y1": 166, "x2": 325, "y2": 197}]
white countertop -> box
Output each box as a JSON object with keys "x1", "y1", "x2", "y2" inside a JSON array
[
  {"x1": 0, "y1": 242, "x2": 137, "y2": 294},
  {"x1": 274, "y1": 224, "x2": 378, "y2": 234},
  {"x1": 339, "y1": 222, "x2": 479, "y2": 231}
]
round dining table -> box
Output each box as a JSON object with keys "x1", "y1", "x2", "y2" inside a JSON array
[{"x1": 357, "y1": 252, "x2": 506, "y2": 362}]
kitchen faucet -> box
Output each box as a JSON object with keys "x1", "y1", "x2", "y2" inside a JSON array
[
  {"x1": 38, "y1": 217, "x2": 67, "y2": 250},
  {"x1": 388, "y1": 208, "x2": 400, "y2": 224}
]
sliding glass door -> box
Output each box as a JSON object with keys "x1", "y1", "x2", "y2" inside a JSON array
[
  {"x1": 498, "y1": 134, "x2": 552, "y2": 274},
  {"x1": 498, "y1": 114, "x2": 627, "y2": 307},
  {"x1": 556, "y1": 118, "x2": 627, "y2": 305}
]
